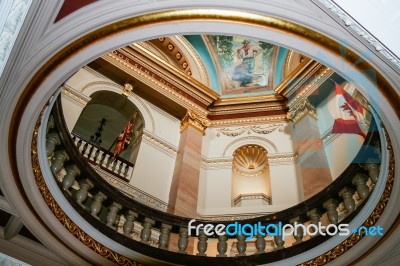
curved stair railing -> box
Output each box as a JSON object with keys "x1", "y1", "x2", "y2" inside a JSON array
[{"x1": 38, "y1": 94, "x2": 387, "y2": 265}]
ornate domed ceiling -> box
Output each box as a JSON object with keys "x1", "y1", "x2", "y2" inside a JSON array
[{"x1": 143, "y1": 34, "x2": 303, "y2": 100}]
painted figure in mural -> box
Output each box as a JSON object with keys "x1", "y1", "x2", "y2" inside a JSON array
[
  {"x1": 113, "y1": 112, "x2": 137, "y2": 160},
  {"x1": 236, "y1": 40, "x2": 262, "y2": 74},
  {"x1": 231, "y1": 40, "x2": 263, "y2": 87},
  {"x1": 232, "y1": 61, "x2": 254, "y2": 87}
]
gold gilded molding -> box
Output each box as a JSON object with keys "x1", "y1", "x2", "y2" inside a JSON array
[
  {"x1": 31, "y1": 119, "x2": 142, "y2": 266},
  {"x1": 288, "y1": 98, "x2": 318, "y2": 124},
  {"x1": 6, "y1": 8, "x2": 398, "y2": 266},
  {"x1": 299, "y1": 128, "x2": 394, "y2": 266},
  {"x1": 180, "y1": 109, "x2": 210, "y2": 134}
]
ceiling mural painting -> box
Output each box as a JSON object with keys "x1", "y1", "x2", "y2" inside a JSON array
[{"x1": 205, "y1": 35, "x2": 277, "y2": 97}]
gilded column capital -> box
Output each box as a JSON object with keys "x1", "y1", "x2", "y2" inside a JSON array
[
  {"x1": 180, "y1": 109, "x2": 210, "y2": 134},
  {"x1": 288, "y1": 98, "x2": 317, "y2": 124}
]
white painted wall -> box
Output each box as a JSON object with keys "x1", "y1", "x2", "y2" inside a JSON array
[
  {"x1": 60, "y1": 94, "x2": 86, "y2": 131},
  {"x1": 130, "y1": 140, "x2": 175, "y2": 202}
]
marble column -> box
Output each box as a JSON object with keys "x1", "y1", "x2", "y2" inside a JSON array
[
  {"x1": 168, "y1": 110, "x2": 208, "y2": 218},
  {"x1": 290, "y1": 99, "x2": 332, "y2": 199}
]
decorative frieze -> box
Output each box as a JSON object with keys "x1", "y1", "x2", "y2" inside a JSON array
[{"x1": 216, "y1": 124, "x2": 283, "y2": 137}]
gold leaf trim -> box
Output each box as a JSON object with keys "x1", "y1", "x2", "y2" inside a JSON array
[
  {"x1": 299, "y1": 128, "x2": 394, "y2": 266},
  {"x1": 31, "y1": 117, "x2": 143, "y2": 266}
]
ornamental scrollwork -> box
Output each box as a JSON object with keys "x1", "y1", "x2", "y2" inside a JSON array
[{"x1": 216, "y1": 124, "x2": 284, "y2": 137}]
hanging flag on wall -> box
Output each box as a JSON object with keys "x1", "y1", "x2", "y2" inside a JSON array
[
  {"x1": 113, "y1": 113, "x2": 137, "y2": 160},
  {"x1": 331, "y1": 84, "x2": 367, "y2": 138}
]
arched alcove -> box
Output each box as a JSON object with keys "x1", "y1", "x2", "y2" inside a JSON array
[
  {"x1": 72, "y1": 90, "x2": 144, "y2": 162},
  {"x1": 231, "y1": 145, "x2": 272, "y2": 207}
]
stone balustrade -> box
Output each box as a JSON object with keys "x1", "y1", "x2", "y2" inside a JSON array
[
  {"x1": 40, "y1": 96, "x2": 385, "y2": 264},
  {"x1": 71, "y1": 132, "x2": 134, "y2": 182}
]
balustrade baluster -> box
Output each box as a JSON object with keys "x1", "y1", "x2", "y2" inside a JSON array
[
  {"x1": 90, "y1": 192, "x2": 107, "y2": 219},
  {"x1": 323, "y1": 199, "x2": 339, "y2": 224},
  {"x1": 102, "y1": 154, "x2": 110, "y2": 168},
  {"x1": 62, "y1": 165, "x2": 80, "y2": 195},
  {"x1": 120, "y1": 163, "x2": 127, "y2": 179},
  {"x1": 78, "y1": 140, "x2": 87, "y2": 154},
  {"x1": 158, "y1": 224, "x2": 172, "y2": 249},
  {"x1": 352, "y1": 173, "x2": 370, "y2": 199},
  {"x1": 236, "y1": 234, "x2": 247, "y2": 256},
  {"x1": 140, "y1": 218, "x2": 155, "y2": 244},
  {"x1": 89, "y1": 146, "x2": 98, "y2": 161},
  {"x1": 108, "y1": 158, "x2": 115, "y2": 171},
  {"x1": 177, "y1": 227, "x2": 188, "y2": 254},
  {"x1": 96, "y1": 150, "x2": 104, "y2": 165},
  {"x1": 73, "y1": 135, "x2": 80, "y2": 147},
  {"x1": 290, "y1": 217, "x2": 304, "y2": 245},
  {"x1": 126, "y1": 165, "x2": 134, "y2": 181},
  {"x1": 50, "y1": 150, "x2": 69, "y2": 174},
  {"x1": 45, "y1": 131, "x2": 61, "y2": 157},
  {"x1": 339, "y1": 187, "x2": 356, "y2": 213},
  {"x1": 363, "y1": 163, "x2": 379, "y2": 183},
  {"x1": 307, "y1": 209, "x2": 321, "y2": 237},
  {"x1": 123, "y1": 211, "x2": 138, "y2": 237},
  {"x1": 216, "y1": 234, "x2": 228, "y2": 257},
  {"x1": 106, "y1": 202, "x2": 122, "y2": 229},
  {"x1": 75, "y1": 179, "x2": 94, "y2": 209},
  {"x1": 83, "y1": 143, "x2": 92, "y2": 158},
  {"x1": 114, "y1": 160, "x2": 122, "y2": 175},
  {"x1": 196, "y1": 229, "x2": 208, "y2": 256},
  {"x1": 274, "y1": 234, "x2": 284, "y2": 250},
  {"x1": 255, "y1": 231, "x2": 266, "y2": 254}
]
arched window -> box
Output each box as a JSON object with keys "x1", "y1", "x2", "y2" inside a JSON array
[{"x1": 231, "y1": 145, "x2": 272, "y2": 207}]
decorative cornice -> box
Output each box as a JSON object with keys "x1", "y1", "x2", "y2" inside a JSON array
[
  {"x1": 318, "y1": 0, "x2": 400, "y2": 70},
  {"x1": 268, "y1": 152, "x2": 298, "y2": 165},
  {"x1": 288, "y1": 98, "x2": 317, "y2": 124},
  {"x1": 105, "y1": 50, "x2": 209, "y2": 116},
  {"x1": 62, "y1": 85, "x2": 90, "y2": 106},
  {"x1": 123, "y1": 45, "x2": 219, "y2": 104},
  {"x1": 275, "y1": 59, "x2": 334, "y2": 105},
  {"x1": 174, "y1": 35, "x2": 211, "y2": 86},
  {"x1": 96, "y1": 167, "x2": 169, "y2": 212},
  {"x1": 210, "y1": 115, "x2": 288, "y2": 126},
  {"x1": 0, "y1": 0, "x2": 32, "y2": 76},
  {"x1": 234, "y1": 193, "x2": 271, "y2": 206},
  {"x1": 200, "y1": 157, "x2": 232, "y2": 170},
  {"x1": 142, "y1": 131, "x2": 178, "y2": 158},
  {"x1": 155, "y1": 37, "x2": 192, "y2": 75},
  {"x1": 180, "y1": 109, "x2": 210, "y2": 134}
]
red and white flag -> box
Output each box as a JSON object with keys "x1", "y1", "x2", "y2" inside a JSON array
[
  {"x1": 113, "y1": 117, "x2": 135, "y2": 159},
  {"x1": 331, "y1": 84, "x2": 367, "y2": 138}
]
